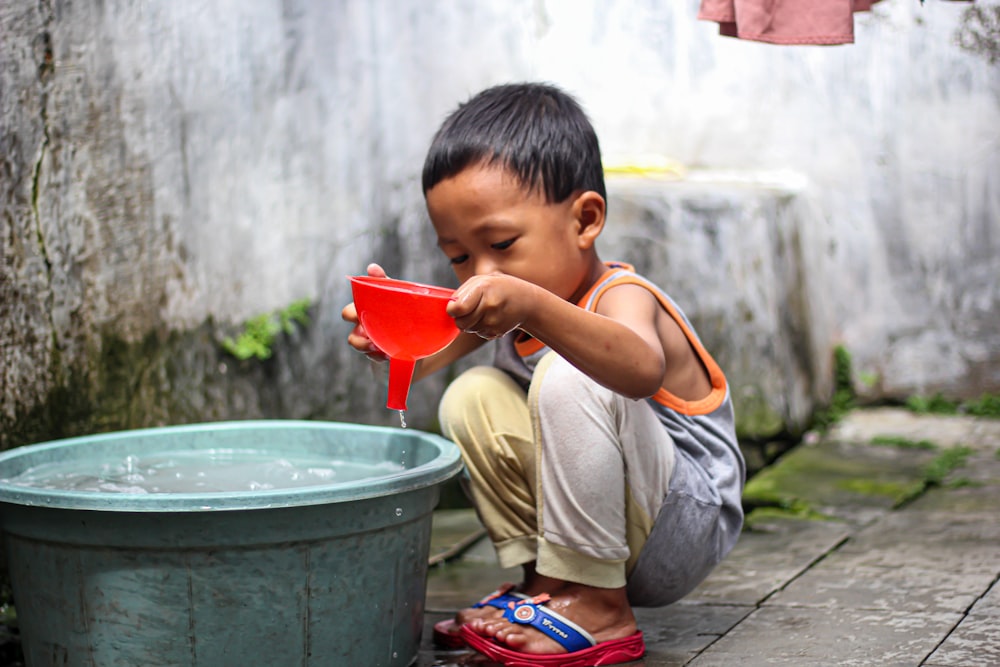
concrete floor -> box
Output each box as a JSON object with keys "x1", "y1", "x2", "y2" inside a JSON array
[{"x1": 416, "y1": 408, "x2": 1000, "y2": 666}]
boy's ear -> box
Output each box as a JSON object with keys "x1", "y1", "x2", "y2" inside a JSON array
[{"x1": 571, "y1": 191, "x2": 606, "y2": 250}]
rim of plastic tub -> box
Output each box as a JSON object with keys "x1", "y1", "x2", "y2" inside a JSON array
[{"x1": 0, "y1": 420, "x2": 463, "y2": 513}]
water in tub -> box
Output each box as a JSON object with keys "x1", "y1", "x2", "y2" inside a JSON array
[{"x1": 1, "y1": 449, "x2": 406, "y2": 493}]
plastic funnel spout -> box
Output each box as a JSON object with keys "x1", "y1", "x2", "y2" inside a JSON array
[{"x1": 387, "y1": 358, "x2": 417, "y2": 411}]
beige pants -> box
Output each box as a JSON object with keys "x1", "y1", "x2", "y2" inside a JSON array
[{"x1": 438, "y1": 352, "x2": 676, "y2": 589}]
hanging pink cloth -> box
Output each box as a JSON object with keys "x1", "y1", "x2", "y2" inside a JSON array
[{"x1": 698, "y1": 0, "x2": 884, "y2": 45}]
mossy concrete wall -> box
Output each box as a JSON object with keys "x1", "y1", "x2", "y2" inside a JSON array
[{"x1": 2, "y1": 1, "x2": 998, "y2": 448}]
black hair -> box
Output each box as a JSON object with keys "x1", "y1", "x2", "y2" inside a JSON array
[{"x1": 421, "y1": 82, "x2": 606, "y2": 204}]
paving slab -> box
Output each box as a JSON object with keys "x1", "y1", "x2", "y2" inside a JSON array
[
  {"x1": 769, "y1": 555, "x2": 995, "y2": 613},
  {"x1": 429, "y1": 509, "x2": 485, "y2": 557},
  {"x1": 684, "y1": 516, "x2": 849, "y2": 606},
  {"x1": 830, "y1": 407, "x2": 1000, "y2": 454},
  {"x1": 741, "y1": 436, "x2": 937, "y2": 525},
  {"x1": 635, "y1": 603, "x2": 753, "y2": 666},
  {"x1": 833, "y1": 508, "x2": 1000, "y2": 575},
  {"x1": 688, "y1": 605, "x2": 963, "y2": 666},
  {"x1": 924, "y1": 579, "x2": 1000, "y2": 667}
]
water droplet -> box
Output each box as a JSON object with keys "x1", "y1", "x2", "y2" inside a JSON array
[
  {"x1": 395, "y1": 507, "x2": 403, "y2": 517},
  {"x1": 398, "y1": 410, "x2": 407, "y2": 428},
  {"x1": 392, "y1": 652, "x2": 398, "y2": 659}
]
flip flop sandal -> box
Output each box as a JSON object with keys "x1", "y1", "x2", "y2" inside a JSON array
[
  {"x1": 459, "y1": 594, "x2": 645, "y2": 667},
  {"x1": 432, "y1": 583, "x2": 529, "y2": 649}
]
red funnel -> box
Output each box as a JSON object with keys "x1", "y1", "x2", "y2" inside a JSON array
[{"x1": 349, "y1": 276, "x2": 460, "y2": 411}]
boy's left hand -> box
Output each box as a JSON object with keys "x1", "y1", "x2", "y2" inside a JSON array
[{"x1": 447, "y1": 273, "x2": 532, "y2": 340}]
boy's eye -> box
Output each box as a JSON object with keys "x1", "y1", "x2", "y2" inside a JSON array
[
  {"x1": 449, "y1": 254, "x2": 469, "y2": 265},
  {"x1": 491, "y1": 238, "x2": 516, "y2": 251}
]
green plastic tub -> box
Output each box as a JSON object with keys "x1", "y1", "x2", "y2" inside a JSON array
[{"x1": 0, "y1": 421, "x2": 462, "y2": 667}]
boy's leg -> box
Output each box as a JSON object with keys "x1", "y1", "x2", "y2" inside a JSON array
[
  {"x1": 531, "y1": 351, "x2": 675, "y2": 589},
  {"x1": 438, "y1": 365, "x2": 539, "y2": 567},
  {"x1": 471, "y1": 352, "x2": 676, "y2": 656},
  {"x1": 435, "y1": 366, "x2": 542, "y2": 643}
]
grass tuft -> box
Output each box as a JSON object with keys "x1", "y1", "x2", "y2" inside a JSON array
[
  {"x1": 870, "y1": 435, "x2": 938, "y2": 450},
  {"x1": 922, "y1": 446, "x2": 973, "y2": 487}
]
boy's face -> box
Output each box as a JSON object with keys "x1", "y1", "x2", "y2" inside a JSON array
[{"x1": 426, "y1": 164, "x2": 598, "y2": 302}]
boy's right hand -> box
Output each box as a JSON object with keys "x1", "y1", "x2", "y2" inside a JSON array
[{"x1": 342, "y1": 263, "x2": 389, "y2": 362}]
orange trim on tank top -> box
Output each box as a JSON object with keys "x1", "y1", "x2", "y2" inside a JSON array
[
  {"x1": 510, "y1": 264, "x2": 725, "y2": 416},
  {"x1": 586, "y1": 275, "x2": 727, "y2": 416}
]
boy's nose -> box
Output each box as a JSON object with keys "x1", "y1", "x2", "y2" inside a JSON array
[{"x1": 472, "y1": 258, "x2": 498, "y2": 276}]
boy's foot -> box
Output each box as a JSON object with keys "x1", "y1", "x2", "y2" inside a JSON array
[
  {"x1": 466, "y1": 581, "x2": 639, "y2": 657},
  {"x1": 432, "y1": 583, "x2": 525, "y2": 647}
]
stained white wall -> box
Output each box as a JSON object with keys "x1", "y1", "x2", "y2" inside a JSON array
[
  {"x1": 157, "y1": 0, "x2": 998, "y2": 398},
  {"x1": 3, "y1": 0, "x2": 998, "y2": 438}
]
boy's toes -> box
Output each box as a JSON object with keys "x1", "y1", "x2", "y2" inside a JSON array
[
  {"x1": 494, "y1": 627, "x2": 529, "y2": 649},
  {"x1": 470, "y1": 616, "x2": 508, "y2": 640}
]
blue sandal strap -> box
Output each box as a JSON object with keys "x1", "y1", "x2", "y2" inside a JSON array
[
  {"x1": 501, "y1": 598, "x2": 596, "y2": 654},
  {"x1": 474, "y1": 586, "x2": 528, "y2": 610}
]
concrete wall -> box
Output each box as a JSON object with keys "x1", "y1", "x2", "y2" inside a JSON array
[{"x1": 2, "y1": 0, "x2": 998, "y2": 447}]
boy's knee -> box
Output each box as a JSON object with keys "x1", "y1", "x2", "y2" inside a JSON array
[{"x1": 438, "y1": 366, "x2": 526, "y2": 437}]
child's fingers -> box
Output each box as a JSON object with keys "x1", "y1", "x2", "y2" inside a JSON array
[
  {"x1": 341, "y1": 301, "x2": 359, "y2": 324},
  {"x1": 347, "y1": 325, "x2": 387, "y2": 360},
  {"x1": 448, "y1": 293, "x2": 502, "y2": 339},
  {"x1": 447, "y1": 279, "x2": 484, "y2": 318},
  {"x1": 344, "y1": 266, "x2": 388, "y2": 360}
]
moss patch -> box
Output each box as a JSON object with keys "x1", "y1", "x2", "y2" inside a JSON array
[
  {"x1": 904, "y1": 392, "x2": 1000, "y2": 419},
  {"x1": 835, "y1": 478, "x2": 926, "y2": 506},
  {"x1": 745, "y1": 503, "x2": 835, "y2": 527},
  {"x1": 742, "y1": 436, "x2": 940, "y2": 521},
  {"x1": 2, "y1": 321, "x2": 281, "y2": 451},
  {"x1": 922, "y1": 446, "x2": 973, "y2": 486},
  {"x1": 964, "y1": 393, "x2": 1000, "y2": 418},
  {"x1": 906, "y1": 393, "x2": 959, "y2": 415},
  {"x1": 870, "y1": 435, "x2": 938, "y2": 450},
  {"x1": 734, "y1": 391, "x2": 786, "y2": 440}
]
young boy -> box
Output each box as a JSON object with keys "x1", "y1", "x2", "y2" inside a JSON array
[{"x1": 343, "y1": 82, "x2": 745, "y2": 666}]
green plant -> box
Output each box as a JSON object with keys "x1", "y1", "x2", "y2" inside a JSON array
[
  {"x1": 922, "y1": 446, "x2": 973, "y2": 487},
  {"x1": 858, "y1": 371, "x2": 879, "y2": 389},
  {"x1": 813, "y1": 345, "x2": 855, "y2": 431},
  {"x1": 833, "y1": 345, "x2": 852, "y2": 392},
  {"x1": 905, "y1": 392, "x2": 1000, "y2": 419},
  {"x1": 870, "y1": 435, "x2": 938, "y2": 450},
  {"x1": 906, "y1": 393, "x2": 959, "y2": 415},
  {"x1": 279, "y1": 298, "x2": 312, "y2": 334},
  {"x1": 963, "y1": 393, "x2": 1000, "y2": 418},
  {"x1": 222, "y1": 298, "x2": 312, "y2": 361}
]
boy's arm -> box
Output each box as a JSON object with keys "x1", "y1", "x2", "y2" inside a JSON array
[{"x1": 448, "y1": 275, "x2": 668, "y2": 399}]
